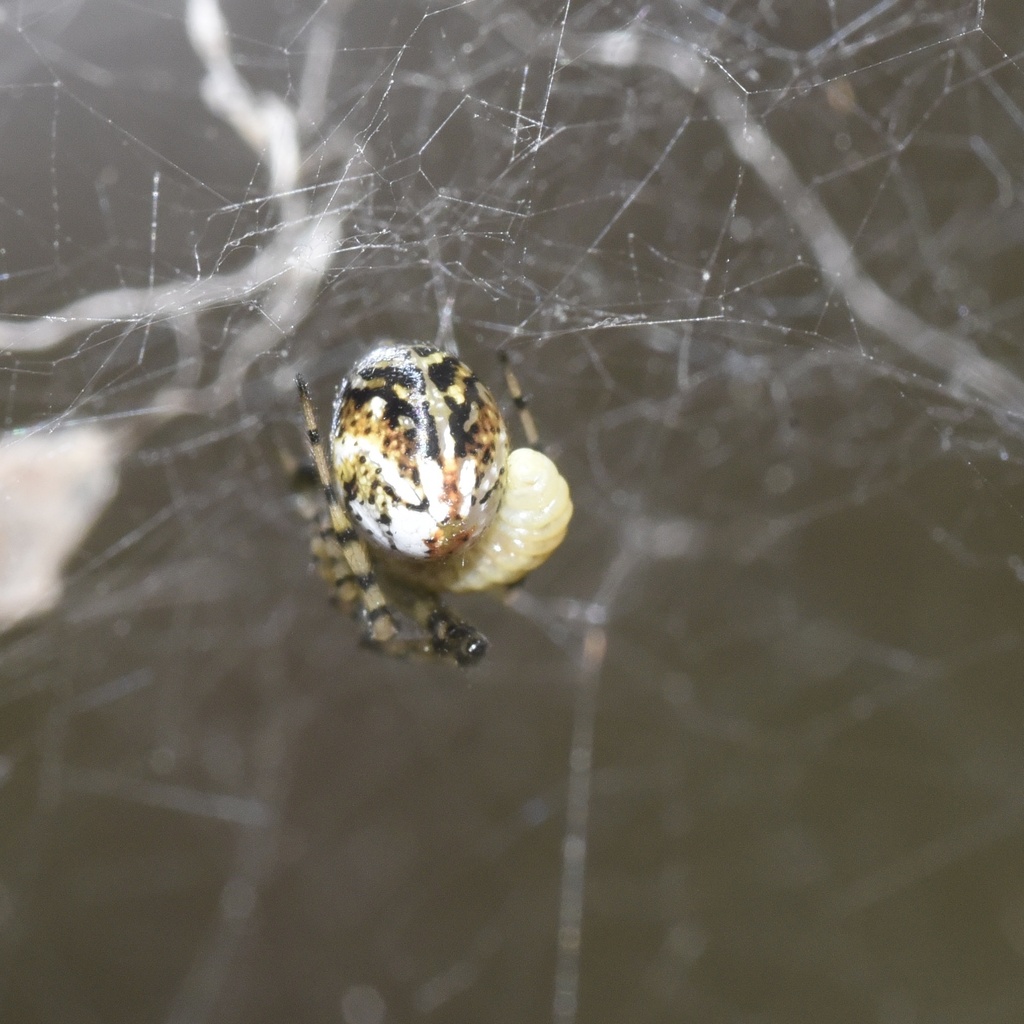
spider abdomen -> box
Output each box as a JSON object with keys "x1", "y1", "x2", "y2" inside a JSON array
[{"x1": 331, "y1": 344, "x2": 509, "y2": 560}]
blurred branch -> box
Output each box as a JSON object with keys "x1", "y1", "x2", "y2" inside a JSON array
[{"x1": 0, "y1": 0, "x2": 360, "y2": 630}]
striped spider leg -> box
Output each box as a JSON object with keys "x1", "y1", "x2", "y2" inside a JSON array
[{"x1": 296, "y1": 371, "x2": 487, "y2": 665}]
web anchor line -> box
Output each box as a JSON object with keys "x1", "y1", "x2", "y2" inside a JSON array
[{"x1": 552, "y1": 626, "x2": 605, "y2": 1024}]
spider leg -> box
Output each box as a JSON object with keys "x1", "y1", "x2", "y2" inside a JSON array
[
  {"x1": 297, "y1": 375, "x2": 485, "y2": 665},
  {"x1": 309, "y1": 518, "x2": 363, "y2": 615},
  {"x1": 498, "y1": 349, "x2": 541, "y2": 449},
  {"x1": 412, "y1": 595, "x2": 488, "y2": 666},
  {"x1": 296, "y1": 375, "x2": 401, "y2": 647},
  {"x1": 283, "y1": 451, "x2": 365, "y2": 617}
]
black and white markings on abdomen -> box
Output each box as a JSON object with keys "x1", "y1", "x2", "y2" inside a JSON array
[{"x1": 330, "y1": 344, "x2": 509, "y2": 561}]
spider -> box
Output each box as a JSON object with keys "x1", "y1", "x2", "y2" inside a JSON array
[{"x1": 295, "y1": 343, "x2": 572, "y2": 665}]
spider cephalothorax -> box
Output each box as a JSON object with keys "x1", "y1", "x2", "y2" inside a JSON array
[{"x1": 296, "y1": 343, "x2": 572, "y2": 665}]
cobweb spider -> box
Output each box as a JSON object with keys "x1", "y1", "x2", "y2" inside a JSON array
[{"x1": 295, "y1": 343, "x2": 572, "y2": 665}]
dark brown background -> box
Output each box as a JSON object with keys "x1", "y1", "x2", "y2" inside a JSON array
[{"x1": 4, "y1": 1, "x2": 1024, "y2": 1022}]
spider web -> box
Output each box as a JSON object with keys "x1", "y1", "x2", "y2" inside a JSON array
[{"x1": 4, "y1": 0, "x2": 1024, "y2": 1021}]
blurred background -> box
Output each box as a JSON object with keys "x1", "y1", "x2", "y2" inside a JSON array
[{"x1": 4, "y1": 0, "x2": 1024, "y2": 1021}]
